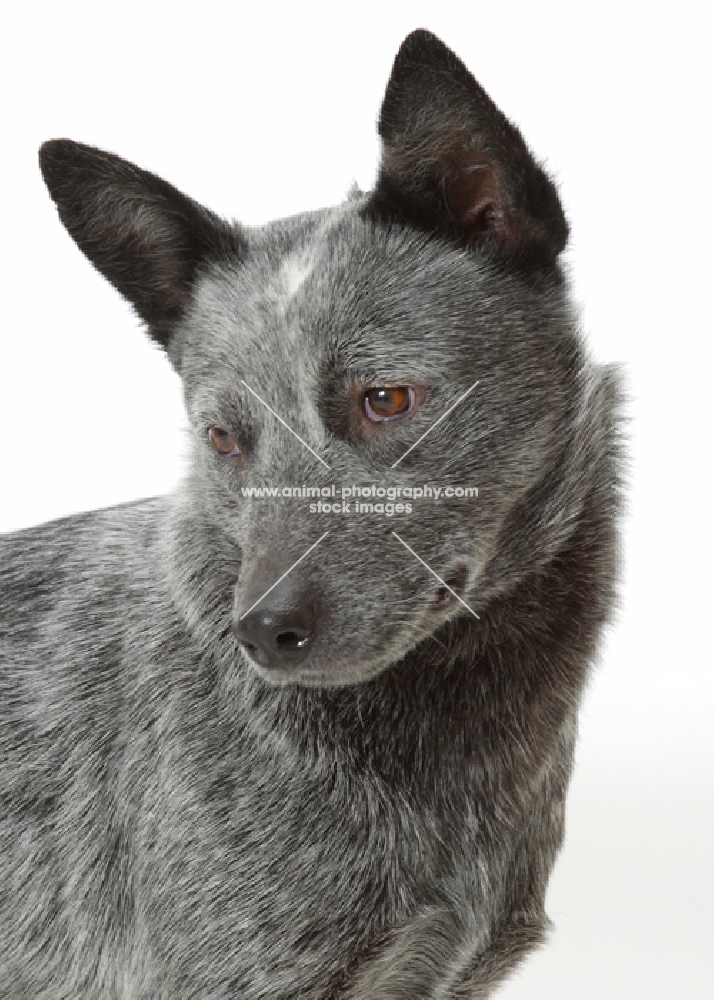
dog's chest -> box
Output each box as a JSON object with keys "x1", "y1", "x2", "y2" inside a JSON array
[{"x1": 132, "y1": 711, "x2": 481, "y2": 999}]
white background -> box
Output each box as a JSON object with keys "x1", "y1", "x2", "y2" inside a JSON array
[{"x1": 1, "y1": 2, "x2": 712, "y2": 996}]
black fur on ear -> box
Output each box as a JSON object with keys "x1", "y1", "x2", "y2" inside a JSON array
[
  {"x1": 39, "y1": 140, "x2": 245, "y2": 349},
  {"x1": 365, "y1": 30, "x2": 568, "y2": 270}
]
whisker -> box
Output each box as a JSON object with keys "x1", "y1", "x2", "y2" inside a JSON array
[
  {"x1": 384, "y1": 619, "x2": 448, "y2": 652},
  {"x1": 378, "y1": 587, "x2": 434, "y2": 608}
]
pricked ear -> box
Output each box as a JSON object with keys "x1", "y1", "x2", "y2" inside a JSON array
[
  {"x1": 39, "y1": 140, "x2": 244, "y2": 349},
  {"x1": 366, "y1": 30, "x2": 568, "y2": 269}
]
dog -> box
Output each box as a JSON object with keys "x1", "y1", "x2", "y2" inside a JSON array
[{"x1": 0, "y1": 28, "x2": 621, "y2": 999}]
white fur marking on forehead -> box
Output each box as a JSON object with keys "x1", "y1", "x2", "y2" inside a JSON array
[{"x1": 282, "y1": 255, "x2": 315, "y2": 302}]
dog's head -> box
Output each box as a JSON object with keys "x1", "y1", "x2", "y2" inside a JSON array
[{"x1": 40, "y1": 31, "x2": 591, "y2": 687}]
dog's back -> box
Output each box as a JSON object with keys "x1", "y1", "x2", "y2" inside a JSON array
[
  {"x1": 0, "y1": 502, "x2": 168, "y2": 994},
  {"x1": 0, "y1": 30, "x2": 621, "y2": 1000}
]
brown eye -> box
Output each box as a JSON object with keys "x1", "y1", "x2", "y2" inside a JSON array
[
  {"x1": 363, "y1": 386, "x2": 415, "y2": 423},
  {"x1": 208, "y1": 426, "x2": 241, "y2": 457}
]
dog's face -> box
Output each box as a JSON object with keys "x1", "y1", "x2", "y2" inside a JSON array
[{"x1": 39, "y1": 30, "x2": 581, "y2": 687}]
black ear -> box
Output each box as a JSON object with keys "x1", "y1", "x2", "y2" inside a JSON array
[
  {"x1": 39, "y1": 140, "x2": 244, "y2": 349},
  {"x1": 366, "y1": 30, "x2": 568, "y2": 269}
]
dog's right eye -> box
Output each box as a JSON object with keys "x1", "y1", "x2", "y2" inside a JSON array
[
  {"x1": 208, "y1": 426, "x2": 241, "y2": 457},
  {"x1": 363, "y1": 386, "x2": 415, "y2": 422}
]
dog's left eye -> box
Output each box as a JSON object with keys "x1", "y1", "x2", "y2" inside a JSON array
[
  {"x1": 363, "y1": 387, "x2": 415, "y2": 422},
  {"x1": 208, "y1": 426, "x2": 241, "y2": 457}
]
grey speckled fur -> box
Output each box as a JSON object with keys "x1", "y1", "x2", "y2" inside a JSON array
[{"x1": 0, "y1": 30, "x2": 621, "y2": 1000}]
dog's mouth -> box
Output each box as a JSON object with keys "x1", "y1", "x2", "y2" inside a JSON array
[
  {"x1": 240, "y1": 634, "x2": 312, "y2": 668},
  {"x1": 242, "y1": 652, "x2": 397, "y2": 689},
  {"x1": 234, "y1": 626, "x2": 399, "y2": 687},
  {"x1": 232, "y1": 607, "x2": 416, "y2": 687},
  {"x1": 231, "y1": 556, "x2": 477, "y2": 687}
]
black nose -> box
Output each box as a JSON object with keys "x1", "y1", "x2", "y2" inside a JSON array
[{"x1": 232, "y1": 579, "x2": 315, "y2": 669}]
